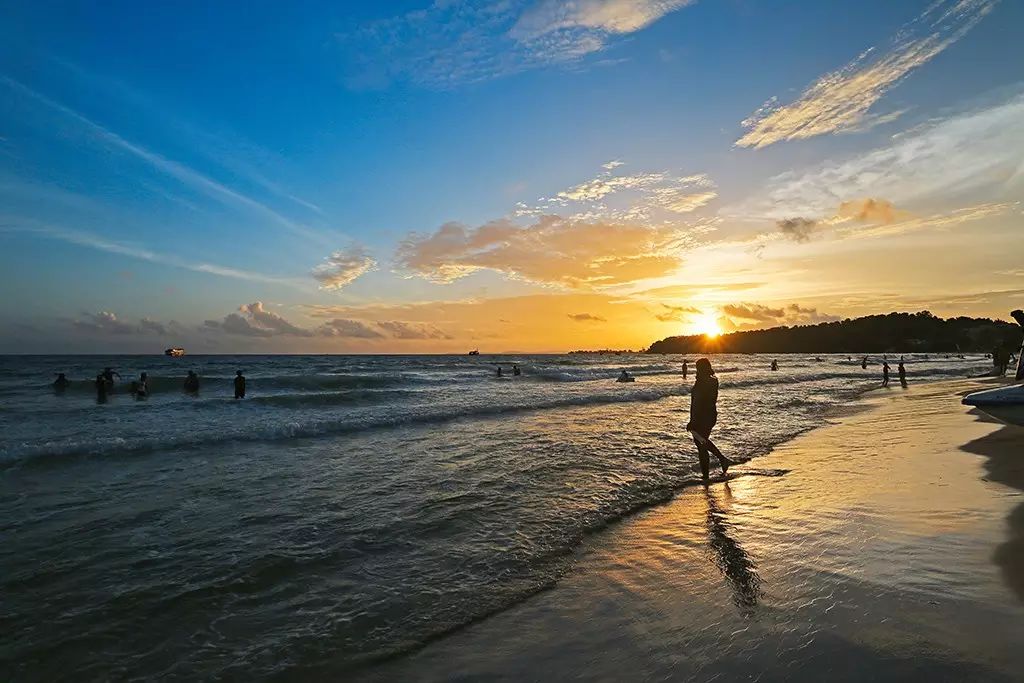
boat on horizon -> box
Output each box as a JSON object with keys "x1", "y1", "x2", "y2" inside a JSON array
[
  {"x1": 468, "y1": 349, "x2": 480, "y2": 355},
  {"x1": 165, "y1": 347, "x2": 185, "y2": 357}
]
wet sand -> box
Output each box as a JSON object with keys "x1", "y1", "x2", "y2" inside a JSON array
[{"x1": 362, "y1": 380, "x2": 1024, "y2": 681}]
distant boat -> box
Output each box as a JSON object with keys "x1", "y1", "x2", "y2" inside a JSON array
[
  {"x1": 165, "y1": 347, "x2": 185, "y2": 357},
  {"x1": 468, "y1": 349, "x2": 480, "y2": 356}
]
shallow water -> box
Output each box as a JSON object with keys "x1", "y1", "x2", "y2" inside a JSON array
[{"x1": 0, "y1": 353, "x2": 992, "y2": 678}]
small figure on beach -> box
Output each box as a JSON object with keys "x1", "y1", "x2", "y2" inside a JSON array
[
  {"x1": 234, "y1": 370, "x2": 246, "y2": 399},
  {"x1": 686, "y1": 358, "x2": 734, "y2": 482},
  {"x1": 496, "y1": 366, "x2": 503, "y2": 378},
  {"x1": 184, "y1": 370, "x2": 200, "y2": 394},
  {"x1": 53, "y1": 373, "x2": 70, "y2": 392},
  {"x1": 95, "y1": 373, "x2": 108, "y2": 403},
  {"x1": 617, "y1": 369, "x2": 635, "y2": 382},
  {"x1": 861, "y1": 356, "x2": 868, "y2": 370},
  {"x1": 882, "y1": 361, "x2": 891, "y2": 387},
  {"x1": 898, "y1": 361, "x2": 907, "y2": 388},
  {"x1": 682, "y1": 359, "x2": 688, "y2": 379},
  {"x1": 770, "y1": 359, "x2": 778, "y2": 371},
  {"x1": 512, "y1": 364, "x2": 521, "y2": 376},
  {"x1": 135, "y1": 372, "x2": 149, "y2": 398},
  {"x1": 101, "y1": 367, "x2": 120, "y2": 389}
]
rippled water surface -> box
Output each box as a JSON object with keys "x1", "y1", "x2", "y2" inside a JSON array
[{"x1": 0, "y1": 353, "x2": 991, "y2": 678}]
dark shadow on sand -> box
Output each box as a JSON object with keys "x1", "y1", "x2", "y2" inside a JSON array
[{"x1": 960, "y1": 415, "x2": 1024, "y2": 604}]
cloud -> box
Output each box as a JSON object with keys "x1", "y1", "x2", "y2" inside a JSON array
[
  {"x1": 836, "y1": 198, "x2": 907, "y2": 224},
  {"x1": 205, "y1": 302, "x2": 314, "y2": 337},
  {"x1": 736, "y1": 0, "x2": 998, "y2": 148},
  {"x1": 719, "y1": 303, "x2": 839, "y2": 330},
  {"x1": 375, "y1": 320, "x2": 452, "y2": 339},
  {"x1": 316, "y1": 319, "x2": 385, "y2": 339},
  {"x1": 0, "y1": 76, "x2": 326, "y2": 243},
  {"x1": 568, "y1": 312, "x2": 607, "y2": 322},
  {"x1": 338, "y1": 0, "x2": 695, "y2": 88},
  {"x1": 775, "y1": 217, "x2": 818, "y2": 243},
  {"x1": 395, "y1": 214, "x2": 694, "y2": 288},
  {"x1": 71, "y1": 311, "x2": 172, "y2": 336},
  {"x1": 738, "y1": 90, "x2": 1024, "y2": 219},
  {"x1": 312, "y1": 246, "x2": 376, "y2": 290},
  {"x1": 842, "y1": 201, "x2": 1017, "y2": 239},
  {"x1": 602, "y1": 159, "x2": 625, "y2": 170},
  {"x1": 0, "y1": 218, "x2": 306, "y2": 288},
  {"x1": 654, "y1": 303, "x2": 700, "y2": 322}
]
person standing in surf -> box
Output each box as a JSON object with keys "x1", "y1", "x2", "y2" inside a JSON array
[{"x1": 687, "y1": 358, "x2": 734, "y2": 482}]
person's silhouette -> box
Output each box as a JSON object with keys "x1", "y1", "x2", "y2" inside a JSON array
[
  {"x1": 95, "y1": 373, "x2": 108, "y2": 403},
  {"x1": 882, "y1": 361, "x2": 891, "y2": 387},
  {"x1": 687, "y1": 358, "x2": 734, "y2": 481},
  {"x1": 898, "y1": 361, "x2": 907, "y2": 387},
  {"x1": 53, "y1": 373, "x2": 70, "y2": 392},
  {"x1": 184, "y1": 370, "x2": 200, "y2": 394},
  {"x1": 234, "y1": 371, "x2": 246, "y2": 399}
]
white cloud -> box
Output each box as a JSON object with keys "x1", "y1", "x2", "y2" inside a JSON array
[
  {"x1": 205, "y1": 302, "x2": 314, "y2": 337},
  {"x1": 312, "y1": 246, "x2": 376, "y2": 290},
  {"x1": 737, "y1": 91, "x2": 1024, "y2": 219},
  {"x1": 736, "y1": 0, "x2": 998, "y2": 148},
  {"x1": 338, "y1": 0, "x2": 695, "y2": 88},
  {"x1": 0, "y1": 219, "x2": 306, "y2": 288}
]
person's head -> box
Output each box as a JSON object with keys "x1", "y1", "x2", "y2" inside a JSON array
[
  {"x1": 695, "y1": 357, "x2": 714, "y2": 379},
  {"x1": 57, "y1": 372, "x2": 65, "y2": 379},
  {"x1": 141, "y1": 372, "x2": 147, "y2": 380},
  {"x1": 237, "y1": 370, "x2": 243, "y2": 376}
]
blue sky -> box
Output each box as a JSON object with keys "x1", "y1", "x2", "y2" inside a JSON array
[{"x1": 1, "y1": 0, "x2": 1022, "y2": 352}]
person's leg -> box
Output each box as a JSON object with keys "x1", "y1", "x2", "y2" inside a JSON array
[
  {"x1": 702, "y1": 433, "x2": 734, "y2": 473},
  {"x1": 693, "y1": 435, "x2": 710, "y2": 480}
]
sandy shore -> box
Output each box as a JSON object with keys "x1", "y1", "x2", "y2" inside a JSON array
[{"x1": 361, "y1": 380, "x2": 1024, "y2": 681}]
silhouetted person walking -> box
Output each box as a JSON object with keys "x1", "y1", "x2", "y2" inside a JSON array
[
  {"x1": 882, "y1": 361, "x2": 891, "y2": 387},
  {"x1": 95, "y1": 373, "x2": 108, "y2": 403},
  {"x1": 898, "y1": 361, "x2": 907, "y2": 387},
  {"x1": 682, "y1": 359, "x2": 688, "y2": 379},
  {"x1": 861, "y1": 356, "x2": 868, "y2": 370},
  {"x1": 184, "y1": 370, "x2": 199, "y2": 394},
  {"x1": 687, "y1": 358, "x2": 734, "y2": 482},
  {"x1": 234, "y1": 370, "x2": 246, "y2": 399},
  {"x1": 770, "y1": 359, "x2": 778, "y2": 371}
]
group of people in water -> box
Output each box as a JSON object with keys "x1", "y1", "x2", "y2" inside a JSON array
[
  {"x1": 495, "y1": 364, "x2": 521, "y2": 378},
  {"x1": 54, "y1": 367, "x2": 248, "y2": 402}
]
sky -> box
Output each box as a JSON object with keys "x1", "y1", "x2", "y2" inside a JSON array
[{"x1": 0, "y1": 0, "x2": 1022, "y2": 353}]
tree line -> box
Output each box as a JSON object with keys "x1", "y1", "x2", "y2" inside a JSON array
[{"x1": 646, "y1": 311, "x2": 1023, "y2": 354}]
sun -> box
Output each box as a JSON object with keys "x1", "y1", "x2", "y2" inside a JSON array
[{"x1": 692, "y1": 313, "x2": 722, "y2": 338}]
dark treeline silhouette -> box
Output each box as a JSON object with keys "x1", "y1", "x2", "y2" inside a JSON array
[{"x1": 646, "y1": 311, "x2": 1022, "y2": 354}]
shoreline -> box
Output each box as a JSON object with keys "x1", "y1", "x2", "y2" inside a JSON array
[{"x1": 359, "y1": 379, "x2": 1024, "y2": 681}]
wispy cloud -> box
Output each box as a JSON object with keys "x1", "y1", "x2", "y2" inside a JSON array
[
  {"x1": 718, "y1": 303, "x2": 839, "y2": 330},
  {"x1": 312, "y1": 246, "x2": 377, "y2": 291},
  {"x1": 736, "y1": 0, "x2": 998, "y2": 148},
  {"x1": 1, "y1": 219, "x2": 308, "y2": 288},
  {"x1": 736, "y1": 90, "x2": 1024, "y2": 220},
  {"x1": 533, "y1": 162, "x2": 717, "y2": 222},
  {"x1": 0, "y1": 75, "x2": 327, "y2": 243},
  {"x1": 567, "y1": 312, "x2": 607, "y2": 322},
  {"x1": 338, "y1": 0, "x2": 695, "y2": 88}
]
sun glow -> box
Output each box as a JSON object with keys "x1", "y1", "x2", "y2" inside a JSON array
[{"x1": 692, "y1": 313, "x2": 722, "y2": 338}]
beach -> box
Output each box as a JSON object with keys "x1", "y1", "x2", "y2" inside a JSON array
[
  {"x1": 2, "y1": 356, "x2": 1022, "y2": 679},
  {"x1": 363, "y1": 379, "x2": 1024, "y2": 681}
]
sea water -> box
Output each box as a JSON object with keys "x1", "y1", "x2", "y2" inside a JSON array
[{"x1": 0, "y1": 353, "x2": 990, "y2": 678}]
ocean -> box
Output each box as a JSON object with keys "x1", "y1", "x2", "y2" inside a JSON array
[{"x1": 0, "y1": 353, "x2": 991, "y2": 679}]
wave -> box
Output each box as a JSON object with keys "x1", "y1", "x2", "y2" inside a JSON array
[{"x1": 0, "y1": 385, "x2": 692, "y2": 466}]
